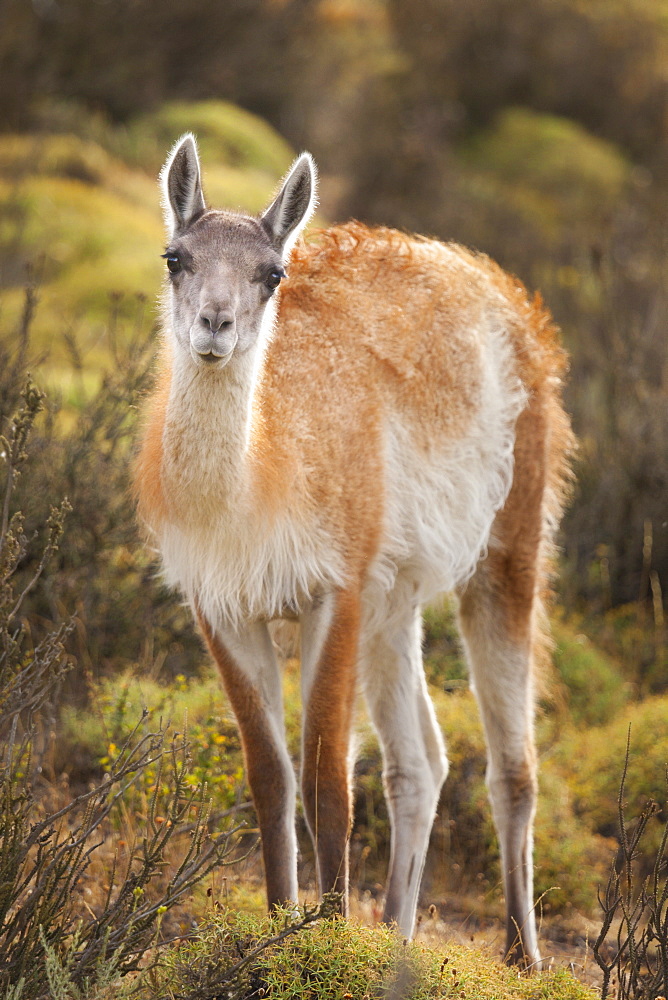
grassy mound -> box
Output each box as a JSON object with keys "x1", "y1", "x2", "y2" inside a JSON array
[
  {"x1": 125, "y1": 99, "x2": 294, "y2": 178},
  {"x1": 458, "y1": 107, "x2": 629, "y2": 248},
  {"x1": 139, "y1": 905, "x2": 598, "y2": 1000}
]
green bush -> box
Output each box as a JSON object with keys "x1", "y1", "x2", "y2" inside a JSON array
[
  {"x1": 458, "y1": 108, "x2": 629, "y2": 245},
  {"x1": 568, "y1": 602, "x2": 668, "y2": 699},
  {"x1": 533, "y1": 766, "x2": 615, "y2": 915},
  {"x1": 60, "y1": 669, "x2": 245, "y2": 813},
  {"x1": 550, "y1": 615, "x2": 631, "y2": 727},
  {"x1": 594, "y1": 746, "x2": 668, "y2": 1000},
  {"x1": 353, "y1": 682, "x2": 613, "y2": 917},
  {"x1": 422, "y1": 600, "x2": 469, "y2": 689},
  {"x1": 0, "y1": 288, "x2": 209, "y2": 693},
  {"x1": 555, "y1": 697, "x2": 668, "y2": 852}
]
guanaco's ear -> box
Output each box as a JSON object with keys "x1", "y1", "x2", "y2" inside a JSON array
[
  {"x1": 261, "y1": 153, "x2": 317, "y2": 255},
  {"x1": 161, "y1": 133, "x2": 206, "y2": 235}
]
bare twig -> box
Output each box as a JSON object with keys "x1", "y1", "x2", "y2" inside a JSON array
[{"x1": 594, "y1": 727, "x2": 668, "y2": 999}]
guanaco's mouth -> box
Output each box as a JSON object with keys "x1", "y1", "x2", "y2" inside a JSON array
[{"x1": 191, "y1": 347, "x2": 232, "y2": 368}]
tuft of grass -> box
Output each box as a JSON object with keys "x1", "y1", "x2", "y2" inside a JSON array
[{"x1": 137, "y1": 904, "x2": 599, "y2": 1000}]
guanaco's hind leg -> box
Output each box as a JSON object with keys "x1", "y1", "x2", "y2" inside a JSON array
[
  {"x1": 457, "y1": 562, "x2": 541, "y2": 967},
  {"x1": 198, "y1": 615, "x2": 299, "y2": 908},
  {"x1": 456, "y1": 398, "x2": 550, "y2": 968},
  {"x1": 300, "y1": 590, "x2": 361, "y2": 907},
  {"x1": 360, "y1": 601, "x2": 448, "y2": 938}
]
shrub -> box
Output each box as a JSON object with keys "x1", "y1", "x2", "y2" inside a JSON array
[
  {"x1": 353, "y1": 683, "x2": 612, "y2": 918},
  {"x1": 422, "y1": 600, "x2": 469, "y2": 689},
  {"x1": 59, "y1": 668, "x2": 245, "y2": 811},
  {"x1": 0, "y1": 287, "x2": 208, "y2": 693},
  {"x1": 126, "y1": 99, "x2": 294, "y2": 177},
  {"x1": 594, "y1": 737, "x2": 668, "y2": 1000},
  {"x1": 533, "y1": 765, "x2": 615, "y2": 916},
  {"x1": 457, "y1": 107, "x2": 629, "y2": 260},
  {"x1": 0, "y1": 335, "x2": 244, "y2": 1000},
  {"x1": 568, "y1": 602, "x2": 668, "y2": 700},
  {"x1": 555, "y1": 697, "x2": 668, "y2": 852},
  {"x1": 550, "y1": 615, "x2": 631, "y2": 727}
]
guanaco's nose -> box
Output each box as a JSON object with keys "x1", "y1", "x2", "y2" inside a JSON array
[{"x1": 199, "y1": 304, "x2": 235, "y2": 333}]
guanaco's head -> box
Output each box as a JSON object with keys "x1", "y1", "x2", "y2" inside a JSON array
[{"x1": 160, "y1": 134, "x2": 317, "y2": 369}]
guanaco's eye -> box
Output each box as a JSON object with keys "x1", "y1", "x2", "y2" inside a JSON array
[
  {"x1": 265, "y1": 268, "x2": 285, "y2": 290},
  {"x1": 161, "y1": 252, "x2": 182, "y2": 275}
]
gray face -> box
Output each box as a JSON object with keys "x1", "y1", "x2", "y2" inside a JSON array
[
  {"x1": 164, "y1": 211, "x2": 286, "y2": 369},
  {"x1": 161, "y1": 136, "x2": 315, "y2": 368}
]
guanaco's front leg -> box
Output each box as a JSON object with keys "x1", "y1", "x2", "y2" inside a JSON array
[
  {"x1": 199, "y1": 614, "x2": 299, "y2": 908},
  {"x1": 300, "y1": 590, "x2": 361, "y2": 907}
]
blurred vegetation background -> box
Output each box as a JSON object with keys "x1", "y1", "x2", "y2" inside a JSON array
[{"x1": 1, "y1": 0, "x2": 668, "y2": 973}]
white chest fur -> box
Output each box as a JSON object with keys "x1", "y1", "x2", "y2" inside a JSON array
[{"x1": 155, "y1": 357, "x2": 345, "y2": 629}]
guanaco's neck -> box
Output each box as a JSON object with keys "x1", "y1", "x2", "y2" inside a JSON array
[{"x1": 160, "y1": 342, "x2": 266, "y2": 523}]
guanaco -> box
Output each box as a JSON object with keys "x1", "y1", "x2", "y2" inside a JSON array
[{"x1": 134, "y1": 134, "x2": 573, "y2": 967}]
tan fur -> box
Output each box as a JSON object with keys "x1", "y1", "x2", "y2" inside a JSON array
[
  {"x1": 301, "y1": 588, "x2": 361, "y2": 903},
  {"x1": 136, "y1": 222, "x2": 571, "y2": 557},
  {"x1": 134, "y1": 344, "x2": 172, "y2": 525}
]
